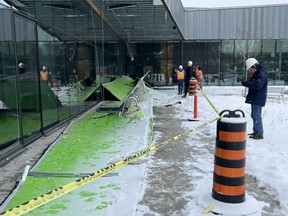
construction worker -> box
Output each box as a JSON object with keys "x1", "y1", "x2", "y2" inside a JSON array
[
  {"x1": 182, "y1": 61, "x2": 197, "y2": 98},
  {"x1": 18, "y1": 62, "x2": 26, "y2": 74},
  {"x1": 40, "y1": 66, "x2": 53, "y2": 87},
  {"x1": 40, "y1": 66, "x2": 48, "y2": 82},
  {"x1": 196, "y1": 66, "x2": 203, "y2": 89},
  {"x1": 175, "y1": 65, "x2": 185, "y2": 94},
  {"x1": 241, "y1": 58, "x2": 268, "y2": 140}
]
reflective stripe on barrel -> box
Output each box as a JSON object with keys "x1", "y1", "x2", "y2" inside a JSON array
[
  {"x1": 212, "y1": 118, "x2": 246, "y2": 203},
  {"x1": 189, "y1": 79, "x2": 198, "y2": 96}
]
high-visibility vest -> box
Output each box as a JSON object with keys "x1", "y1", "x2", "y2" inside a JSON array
[
  {"x1": 40, "y1": 71, "x2": 48, "y2": 81},
  {"x1": 197, "y1": 70, "x2": 203, "y2": 79},
  {"x1": 176, "y1": 70, "x2": 185, "y2": 80}
]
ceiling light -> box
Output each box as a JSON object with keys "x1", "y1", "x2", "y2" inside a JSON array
[
  {"x1": 153, "y1": 0, "x2": 163, "y2": 6},
  {"x1": 107, "y1": 3, "x2": 137, "y2": 10},
  {"x1": 116, "y1": 14, "x2": 138, "y2": 17},
  {"x1": 63, "y1": 14, "x2": 87, "y2": 18}
]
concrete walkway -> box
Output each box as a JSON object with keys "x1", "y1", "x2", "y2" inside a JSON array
[{"x1": 137, "y1": 106, "x2": 195, "y2": 215}]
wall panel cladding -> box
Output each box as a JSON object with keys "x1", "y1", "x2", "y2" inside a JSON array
[
  {"x1": 0, "y1": 9, "x2": 13, "y2": 41},
  {"x1": 189, "y1": 6, "x2": 288, "y2": 40},
  {"x1": 167, "y1": 4, "x2": 288, "y2": 40}
]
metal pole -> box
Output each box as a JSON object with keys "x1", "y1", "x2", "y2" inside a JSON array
[{"x1": 194, "y1": 95, "x2": 198, "y2": 119}]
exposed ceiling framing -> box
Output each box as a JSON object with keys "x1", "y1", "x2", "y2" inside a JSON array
[{"x1": 5, "y1": 0, "x2": 183, "y2": 42}]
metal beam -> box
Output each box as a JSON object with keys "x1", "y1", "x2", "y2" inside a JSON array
[{"x1": 84, "y1": 0, "x2": 123, "y2": 40}]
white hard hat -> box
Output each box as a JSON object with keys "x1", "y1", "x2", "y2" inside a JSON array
[
  {"x1": 179, "y1": 65, "x2": 183, "y2": 69},
  {"x1": 188, "y1": 61, "x2": 193, "y2": 66},
  {"x1": 18, "y1": 63, "x2": 23, "y2": 67},
  {"x1": 246, "y1": 58, "x2": 258, "y2": 70}
]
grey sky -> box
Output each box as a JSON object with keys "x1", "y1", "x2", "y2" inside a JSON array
[{"x1": 181, "y1": 0, "x2": 288, "y2": 8}]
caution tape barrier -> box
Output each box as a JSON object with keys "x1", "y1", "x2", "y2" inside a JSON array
[
  {"x1": 198, "y1": 87, "x2": 220, "y2": 115},
  {"x1": 0, "y1": 115, "x2": 220, "y2": 216},
  {"x1": 1, "y1": 88, "x2": 221, "y2": 216}
]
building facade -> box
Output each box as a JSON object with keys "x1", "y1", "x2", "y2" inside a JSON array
[{"x1": 0, "y1": 0, "x2": 288, "y2": 162}]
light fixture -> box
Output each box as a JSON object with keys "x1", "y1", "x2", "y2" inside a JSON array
[
  {"x1": 125, "y1": 38, "x2": 134, "y2": 61},
  {"x1": 116, "y1": 14, "x2": 138, "y2": 17},
  {"x1": 107, "y1": 3, "x2": 137, "y2": 10},
  {"x1": 153, "y1": 0, "x2": 163, "y2": 6},
  {"x1": 63, "y1": 14, "x2": 87, "y2": 18}
]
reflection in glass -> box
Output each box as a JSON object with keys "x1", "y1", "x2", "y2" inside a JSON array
[{"x1": 14, "y1": 15, "x2": 41, "y2": 144}]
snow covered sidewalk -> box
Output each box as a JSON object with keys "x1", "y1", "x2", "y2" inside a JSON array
[
  {"x1": 136, "y1": 87, "x2": 287, "y2": 216},
  {"x1": 1, "y1": 86, "x2": 287, "y2": 216}
]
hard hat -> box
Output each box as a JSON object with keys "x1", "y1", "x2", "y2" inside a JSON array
[
  {"x1": 18, "y1": 63, "x2": 23, "y2": 68},
  {"x1": 246, "y1": 58, "x2": 258, "y2": 70},
  {"x1": 188, "y1": 61, "x2": 193, "y2": 66},
  {"x1": 179, "y1": 65, "x2": 183, "y2": 69}
]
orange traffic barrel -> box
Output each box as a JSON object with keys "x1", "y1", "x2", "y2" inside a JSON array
[
  {"x1": 189, "y1": 78, "x2": 198, "y2": 96},
  {"x1": 212, "y1": 110, "x2": 246, "y2": 203}
]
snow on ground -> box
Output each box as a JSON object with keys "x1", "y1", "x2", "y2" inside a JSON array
[
  {"x1": 147, "y1": 86, "x2": 288, "y2": 215},
  {"x1": 2, "y1": 86, "x2": 288, "y2": 216}
]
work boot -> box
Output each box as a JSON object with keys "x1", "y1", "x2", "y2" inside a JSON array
[
  {"x1": 249, "y1": 134, "x2": 264, "y2": 139},
  {"x1": 247, "y1": 132, "x2": 255, "y2": 136},
  {"x1": 182, "y1": 95, "x2": 187, "y2": 98}
]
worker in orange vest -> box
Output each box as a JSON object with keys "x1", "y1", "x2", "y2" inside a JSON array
[
  {"x1": 175, "y1": 65, "x2": 185, "y2": 94},
  {"x1": 40, "y1": 66, "x2": 53, "y2": 87},
  {"x1": 196, "y1": 65, "x2": 203, "y2": 89}
]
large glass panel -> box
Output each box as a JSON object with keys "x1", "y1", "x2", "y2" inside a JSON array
[
  {"x1": 0, "y1": 9, "x2": 13, "y2": 41},
  {"x1": 194, "y1": 42, "x2": 209, "y2": 84},
  {"x1": 247, "y1": 40, "x2": 262, "y2": 58},
  {"x1": 54, "y1": 41, "x2": 73, "y2": 121},
  {"x1": 38, "y1": 24, "x2": 60, "y2": 129},
  {"x1": 129, "y1": 42, "x2": 181, "y2": 86},
  {"x1": 0, "y1": 9, "x2": 21, "y2": 155},
  {"x1": 14, "y1": 14, "x2": 41, "y2": 144},
  {"x1": 261, "y1": 40, "x2": 277, "y2": 84},
  {"x1": 277, "y1": 40, "x2": 288, "y2": 85},
  {"x1": 234, "y1": 40, "x2": 248, "y2": 81},
  {"x1": 104, "y1": 42, "x2": 124, "y2": 77},
  {"x1": 77, "y1": 43, "x2": 99, "y2": 113},
  {"x1": 183, "y1": 41, "x2": 195, "y2": 68},
  {"x1": 167, "y1": 42, "x2": 181, "y2": 84},
  {"x1": 131, "y1": 43, "x2": 163, "y2": 84},
  {"x1": 0, "y1": 41, "x2": 21, "y2": 155},
  {"x1": 208, "y1": 42, "x2": 221, "y2": 85},
  {"x1": 221, "y1": 40, "x2": 238, "y2": 85}
]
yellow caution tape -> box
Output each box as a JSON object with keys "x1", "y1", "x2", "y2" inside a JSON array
[
  {"x1": 1, "y1": 88, "x2": 222, "y2": 215},
  {"x1": 203, "y1": 205, "x2": 215, "y2": 214},
  {"x1": 0, "y1": 115, "x2": 220, "y2": 216},
  {"x1": 198, "y1": 88, "x2": 220, "y2": 115}
]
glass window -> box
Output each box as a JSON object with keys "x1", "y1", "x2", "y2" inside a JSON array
[
  {"x1": 167, "y1": 42, "x2": 181, "y2": 84},
  {"x1": 0, "y1": 41, "x2": 21, "y2": 155},
  {"x1": 277, "y1": 40, "x2": 288, "y2": 85},
  {"x1": 234, "y1": 40, "x2": 247, "y2": 80},
  {"x1": 261, "y1": 40, "x2": 277, "y2": 83},
  {"x1": 221, "y1": 40, "x2": 238, "y2": 85},
  {"x1": 0, "y1": 9, "x2": 13, "y2": 41},
  {"x1": 14, "y1": 14, "x2": 41, "y2": 143}
]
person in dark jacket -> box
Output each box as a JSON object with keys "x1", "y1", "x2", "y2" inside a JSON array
[
  {"x1": 18, "y1": 63, "x2": 26, "y2": 74},
  {"x1": 241, "y1": 58, "x2": 268, "y2": 140},
  {"x1": 182, "y1": 61, "x2": 197, "y2": 98}
]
